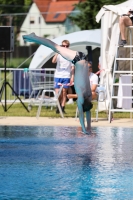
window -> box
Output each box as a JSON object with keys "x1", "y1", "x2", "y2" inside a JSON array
[
  {"x1": 30, "y1": 16, "x2": 35, "y2": 24},
  {"x1": 54, "y1": 13, "x2": 60, "y2": 19},
  {"x1": 38, "y1": 17, "x2": 41, "y2": 24}
]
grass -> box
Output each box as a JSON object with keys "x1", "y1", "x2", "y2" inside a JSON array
[
  {"x1": 0, "y1": 101, "x2": 131, "y2": 119},
  {"x1": 0, "y1": 58, "x2": 32, "y2": 68},
  {"x1": 0, "y1": 60, "x2": 132, "y2": 119}
]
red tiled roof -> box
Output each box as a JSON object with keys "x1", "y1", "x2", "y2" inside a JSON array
[
  {"x1": 56, "y1": 0, "x2": 86, "y2": 2},
  {"x1": 34, "y1": 0, "x2": 85, "y2": 22},
  {"x1": 45, "y1": 1, "x2": 79, "y2": 22},
  {"x1": 34, "y1": 0, "x2": 51, "y2": 18}
]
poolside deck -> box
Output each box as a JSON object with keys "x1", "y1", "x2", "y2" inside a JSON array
[{"x1": 0, "y1": 117, "x2": 133, "y2": 127}]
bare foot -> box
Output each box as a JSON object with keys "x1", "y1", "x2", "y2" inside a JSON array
[{"x1": 23, "y1": 33, "x2": 36, "y2": 42}]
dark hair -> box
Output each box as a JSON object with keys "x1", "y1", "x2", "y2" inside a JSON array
[
  {"x1": 89, "y1": 61, "x2": 92, "y2": 65},
  {"x1": 82, "y1": 98, "x2": 93, "y2": 112},
  {"x1": 62, "y1": 40, "x2": 70, "y2": 47}
]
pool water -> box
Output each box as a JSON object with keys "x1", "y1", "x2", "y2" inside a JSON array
[{"x1": 0, "y1": 126, "x2": 133, "y2": 199}]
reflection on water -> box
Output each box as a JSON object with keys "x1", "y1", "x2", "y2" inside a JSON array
[{"x1": 0, "y1": 126, "x2": 133, "y2": 199}]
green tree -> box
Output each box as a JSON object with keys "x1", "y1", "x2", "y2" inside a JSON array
[
  {"x1": 0, "y1": 0, "x2": 31, "y2": 13},
  {"x1": 69, "y1": 0, "x2": 125, "y2": 30},
  {"x1": 0, "y1": 0, "x2": 32, "y2": 28},
  {"x1": 0, "y1": 0, "x2": 32, "y2": 44}
]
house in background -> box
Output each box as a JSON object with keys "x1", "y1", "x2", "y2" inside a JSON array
[{"x1": 19, "y1": 0, "x2": 85, "y2": 46}]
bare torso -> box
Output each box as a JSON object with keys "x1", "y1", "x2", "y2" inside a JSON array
[{"x1": 74, "y1": 60, "x2": 91, "y2": 100}]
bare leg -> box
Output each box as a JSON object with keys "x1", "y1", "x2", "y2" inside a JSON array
[
  {"x1": 23, "y1": 33, "x2": 76, "y2": 61},
  {"x1": 61, "y1": 88, "x2": 68, "y2": 107},
  {"x1": 119, "y1": 16, "x2": 132, "y2": 40},
  {"x1": 67, "y1": 87, "x2": 74, "y2": 104},
  {"x1": 67, "y1": 94, "x2": 77, "y2": 99},
  {"x1": 68, "y1": 87, "x2": 72, "y2": 95},
  {"x1": 68, "y1": 93, "x2": 97, "y2": 100},
  {"x1": 92, "y1": 92, "x2": 98, "y2": 100}
]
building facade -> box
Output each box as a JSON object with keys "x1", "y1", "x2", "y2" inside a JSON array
[{"x1": 19, "y1": 0, "x2": 85, "y2": 46}]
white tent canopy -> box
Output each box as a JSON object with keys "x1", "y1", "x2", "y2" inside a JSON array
[
  {"x1": 29, "y1": 29, "x2": 101, "y2": 69},
  {"x1": 96, "y1": 0, "x2": 133, "y2": 110}
]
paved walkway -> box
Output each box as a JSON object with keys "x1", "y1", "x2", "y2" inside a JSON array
[{"x1": 0, "y1": 116, "x2": 133, "y2": 127}]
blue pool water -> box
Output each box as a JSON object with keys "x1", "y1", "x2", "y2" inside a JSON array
[{"x1": 0, "y1": 126, "x2": 133, "y2": 200}]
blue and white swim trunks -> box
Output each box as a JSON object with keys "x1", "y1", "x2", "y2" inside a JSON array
[{"x1": 54, "y1": 78, "x2": 70, "y2": 89}]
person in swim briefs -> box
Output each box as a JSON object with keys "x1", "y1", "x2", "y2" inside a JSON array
[{"x1": 23, "y1": 33, "x2": 92, "y2": 134}]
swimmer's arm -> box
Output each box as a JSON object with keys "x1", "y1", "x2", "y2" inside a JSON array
[
  {"x1": 52, "y1": 53, "x2": 58, "y2": 63},
  {"x1": 77, "y1": 97, "x2": 87, "y2": 133},
  {"x1": 86, "y1": 111, "x2": 91, "y2": 133}
]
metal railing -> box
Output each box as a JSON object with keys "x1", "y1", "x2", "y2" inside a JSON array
[{"x1": 0, "y1": 68, "x2": 55, "y2": 103}]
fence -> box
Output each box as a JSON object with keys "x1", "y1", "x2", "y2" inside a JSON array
[{"x1": 0, "y1": 68, "x2": 55, "y2": 103}]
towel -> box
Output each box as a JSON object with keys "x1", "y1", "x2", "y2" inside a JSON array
[{"x1": 117, "y1": 75, "x2": 132, "y2": 109}]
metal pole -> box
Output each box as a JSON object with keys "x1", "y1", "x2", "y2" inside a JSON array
[{"x1": 4, "y1": 52, "x2": 7, "y2": 111}]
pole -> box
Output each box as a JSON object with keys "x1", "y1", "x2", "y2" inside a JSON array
[
  {"x1": 0, "y1": 52, "x2": 29, "y2": 113},
  {"x1": 4, "y1": 52, "x2": 7, "y2": 111}
]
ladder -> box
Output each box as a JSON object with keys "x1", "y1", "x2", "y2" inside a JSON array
[{"x1": 108, "y1": 26, "x2": 133, "y2": 122}]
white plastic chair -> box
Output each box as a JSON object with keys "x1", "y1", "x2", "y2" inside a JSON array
[
  {"x1": 75, "y1": 85, "x2": 108, "y2": 122},
  {"x1": 36, "y1": 85, "x2": 64, "y2": 119},
  {"x1": 28, "y1": 71, "x2": 55, "y2": 110},
  {"x1": 94, "y1": 85, "x2": 108, "y2": 122}
]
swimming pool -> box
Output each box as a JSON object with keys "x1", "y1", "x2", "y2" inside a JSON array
[{"x1": 0, "y1": 126, "x2": 133, "y2": 199}]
